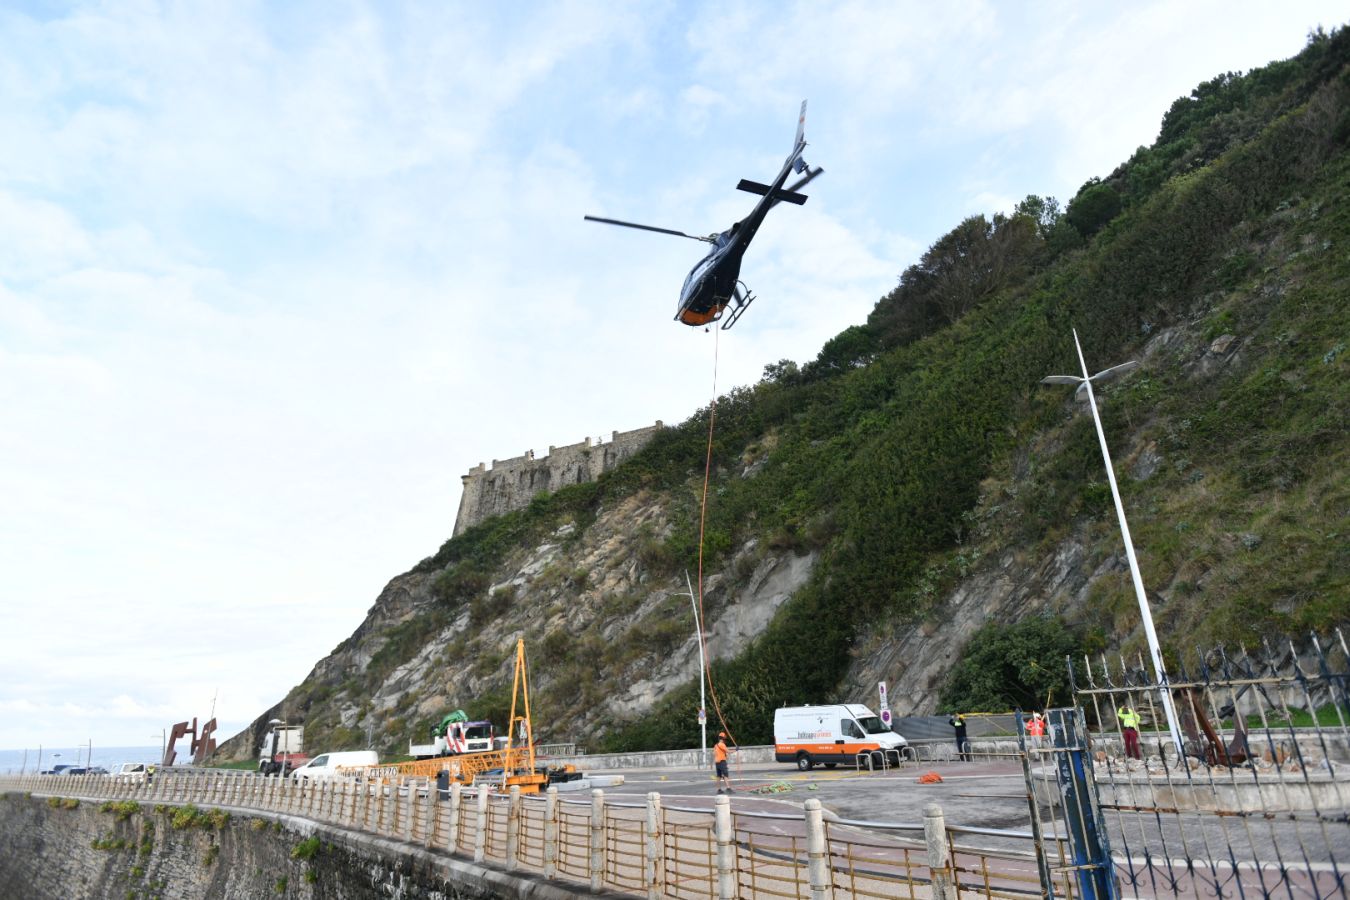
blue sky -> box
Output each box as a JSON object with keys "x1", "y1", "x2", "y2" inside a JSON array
[{"x1": 1, "y1": 1, "x2": 1342, "y2": 750}]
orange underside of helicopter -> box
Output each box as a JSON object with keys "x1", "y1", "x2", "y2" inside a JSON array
[{"x1": 679, "y1": 304, "x2": 726, "y2": 326}]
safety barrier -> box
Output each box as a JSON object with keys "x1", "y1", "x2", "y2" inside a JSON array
[{"x1": 3, "y1": 770, "x2": 1059, "y2": 898}]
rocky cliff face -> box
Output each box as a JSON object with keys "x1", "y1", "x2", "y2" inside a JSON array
[{"x1": 223, "y1": 470, "x2": 818, "y2": 758}]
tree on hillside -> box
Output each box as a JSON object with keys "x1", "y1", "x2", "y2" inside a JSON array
[
  {"x1": 940, "y1": 617, "x2": 1087, "y2": 713},
  {"x1": 867, "y1": 208, "x2": 1042, "y2": 349},
  {"x1": 1065, "y1": 178, "x2": 1122, "y2": 238}
]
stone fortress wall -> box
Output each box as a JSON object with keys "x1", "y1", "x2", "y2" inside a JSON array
[{"x1": 453, "y1": 421, "x2": 665, "y2": 536}]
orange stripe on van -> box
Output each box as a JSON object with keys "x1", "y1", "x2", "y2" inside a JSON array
[{"x1": 775, "y1": 742, "x2": 882, "y2": 756}]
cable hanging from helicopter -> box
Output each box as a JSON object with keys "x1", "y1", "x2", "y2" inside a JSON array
[{"x1": 585, "y1": 100, "x2": 823, "y2": 330}]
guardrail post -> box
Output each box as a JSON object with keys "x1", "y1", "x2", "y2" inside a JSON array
[
  {"x1": 402, "y1": 781, "x2": 415, "y2": 843},
  {"x1": 474, "y1": 788, "x2": 489, "y2": 863},
  {"x1": 380, "y1": 780, "x2": 393, "y2": 835},
  {"x1": 645, "y1": 792, "x2": 664, "y2": 900},
  {"x1": 449, "y1": 783, "x2": 463, "y2": 853},
  {"x1": 923, "y1": 803, "x2": 955, "y2": 900},
  {"x1": 715, "y1": 793, "x2": 736, "y2": 900},
  {"x1": 544, "y1": 786, "x2": 558, "y2": 879},
  {"x1": 804, "y1": 798, "x2": 831, "y2": 900},
  {"x1": 506, "y1": 785, "x2": 521, "y2": 870},
  {"x1": 590, "y1": 789, "x2": 606, "y2": 893},
  {"x1": 424, "y1": 781, "x2": 439, "y2": 848}
]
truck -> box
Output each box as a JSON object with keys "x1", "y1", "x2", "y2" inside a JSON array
[
  {"x1": 409, "y1": 710, "x2": 496, "y2": 759},
  {"x1": 773, "y1": 704, "x2": 908, "y2": 770},
  {"x1": 258, "y1": 725, "x2": 309, "y2": 776}
]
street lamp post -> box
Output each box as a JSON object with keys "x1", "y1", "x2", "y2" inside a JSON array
[
  {"x1": 684, "y1": 572, "x2": 708, "y2": 769},
  {"x1": 1042, "y1": 329, "x2": 1184, "y2": 759}
]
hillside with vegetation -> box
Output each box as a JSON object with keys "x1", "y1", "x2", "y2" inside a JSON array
[{"x1": 222, "y1": 27, "x2": 1349, "y2": 760}]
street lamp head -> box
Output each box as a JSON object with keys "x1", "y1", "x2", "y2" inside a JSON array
[
  {"x1": 267, "y1": 718, "x2": 285, "y2": 726},
  {"x1": 1089, "y1": 359, "x2": 1140, "y2": 384}
]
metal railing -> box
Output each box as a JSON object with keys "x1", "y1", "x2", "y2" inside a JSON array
[
  {"x1": 1070, "y1": 633, "x2": 1350, "y2": 899},
  {"x1": 2, "y1": 769, "x2": 1058, "y2": 898}
]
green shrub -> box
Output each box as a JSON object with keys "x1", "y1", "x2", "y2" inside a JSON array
[{"x1": 290, "y1": 837, "x2": 321, "y2": 861}]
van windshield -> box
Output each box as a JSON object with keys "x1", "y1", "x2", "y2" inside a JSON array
[{"x1": 857, "y1": 716, "x2": 890, "y2": 735}]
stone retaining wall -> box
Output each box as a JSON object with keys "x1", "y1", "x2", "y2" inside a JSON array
[{"x1": 0, "y1": 792, "x2": 591, "y2": 900}]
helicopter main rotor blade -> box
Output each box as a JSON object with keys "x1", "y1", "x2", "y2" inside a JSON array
[{"x1": 584, "y1": 215, "x2": 714, "y2": 243}]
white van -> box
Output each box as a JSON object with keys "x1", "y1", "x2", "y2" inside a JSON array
[
  {"x1": 290, "y1": 750, "x2": 379, "y2": 781},
  {"x1": 773, "y1": 704, "x2": 908, "y2": 770}
]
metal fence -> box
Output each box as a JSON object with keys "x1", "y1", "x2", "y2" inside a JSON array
[
  {"x1": 2, "y1": 768, "x2": 1062, "y2": 899},
  {"x1": 1068, "y1": 633, "x2": 1350, "y2": 899}
]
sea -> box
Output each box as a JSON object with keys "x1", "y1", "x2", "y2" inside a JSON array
[{"x1": 0, "y1": 745, "x2": 162, "y2": 775}]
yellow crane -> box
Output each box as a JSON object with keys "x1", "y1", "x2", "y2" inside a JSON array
[{"x1": 353, "y1": 638, "x2": 556, "y2": 793}]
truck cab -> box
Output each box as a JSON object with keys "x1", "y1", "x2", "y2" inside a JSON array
[
  {"x1": 258, "y1": 725, "x2": 309, "y2": 776},
  {"x1": 410, "y1": 717, "x2": 496, "y2": 759}
]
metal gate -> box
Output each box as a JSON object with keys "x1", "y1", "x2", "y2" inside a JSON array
[{"x1": 1060, "y1": 633, "x2": 1350, "y2": 898}]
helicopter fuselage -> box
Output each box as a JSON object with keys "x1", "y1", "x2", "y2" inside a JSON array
[{"x1": 675, "y1": 145, "x2": 802, "y2": 327}]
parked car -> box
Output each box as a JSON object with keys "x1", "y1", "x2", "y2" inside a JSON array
[
  {"x1": 45, "y1": 764, "x2": 79, "y2": 776},
  {"x1": 113, "y1": 762, "x2": 148, "y2": 782}
]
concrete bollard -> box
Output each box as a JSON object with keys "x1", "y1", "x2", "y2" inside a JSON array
[
  {"x1": 923, "y1": 803, "x2": 955, "y2": 900},
  {"x1": 804, "y1": 798, "x2": 831, "y2": 899},
  {"x1": 506, "y1": 785, "x2": 521, "y2": 870},
  {"x1": 715, "y1": 794, "x2": 736, "y2": 900},
  {"x1": 590, "y1": 789, "x2": 606, "y2": 893},
  {"x1": 474, "y1": 788, "x2": 489, "y2": 863},
  {"x1": 543, "y1": 786, "x2": 559, "y2": 879},
  {"x1": 645, "y1": 791, "x2": 664, "y2": 900}
]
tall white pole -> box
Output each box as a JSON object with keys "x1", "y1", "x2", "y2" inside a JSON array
[
  {"x1": 685, "y1": 572, "x2": 707, "y2": 769},
  {"x1": 1073, "y1": 330, "x2": 1184, "y2": 758}
]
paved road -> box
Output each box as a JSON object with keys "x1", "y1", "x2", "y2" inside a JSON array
[{"x1": 583, "y1": 758, "x2": 1350, "y2": 898}]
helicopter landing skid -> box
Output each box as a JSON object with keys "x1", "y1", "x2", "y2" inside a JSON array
[{"x1": 720, "y1": 282, "x2": 756, "y2": 330}]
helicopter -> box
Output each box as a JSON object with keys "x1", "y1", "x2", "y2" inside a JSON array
[{"x1": 585, "y1": 100, "x2": 823, "y2": 329}]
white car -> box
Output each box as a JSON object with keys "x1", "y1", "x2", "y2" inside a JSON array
[{"x1": 114, "y1": 762, "x2": 148, "y2": 782}]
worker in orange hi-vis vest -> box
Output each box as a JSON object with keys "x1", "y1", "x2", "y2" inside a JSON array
[
  {"x1": 714, "y1": 733, "x2": 734, "y2": 794},
  {"x1": 1026, "y1": 712, "x2": 1046, "y2": 750}
]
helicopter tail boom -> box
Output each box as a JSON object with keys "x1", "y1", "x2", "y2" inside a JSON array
[{"x1": 792, "y1": 99, "x2": 809, "y2": 173}]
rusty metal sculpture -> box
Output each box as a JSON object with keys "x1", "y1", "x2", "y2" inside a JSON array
[
  {"x1": 161, "y1": 716, "x2": 218, "y2": 767},
  {"x1": 192, "y1": 718, "x2": 217, "y2": 765}
]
